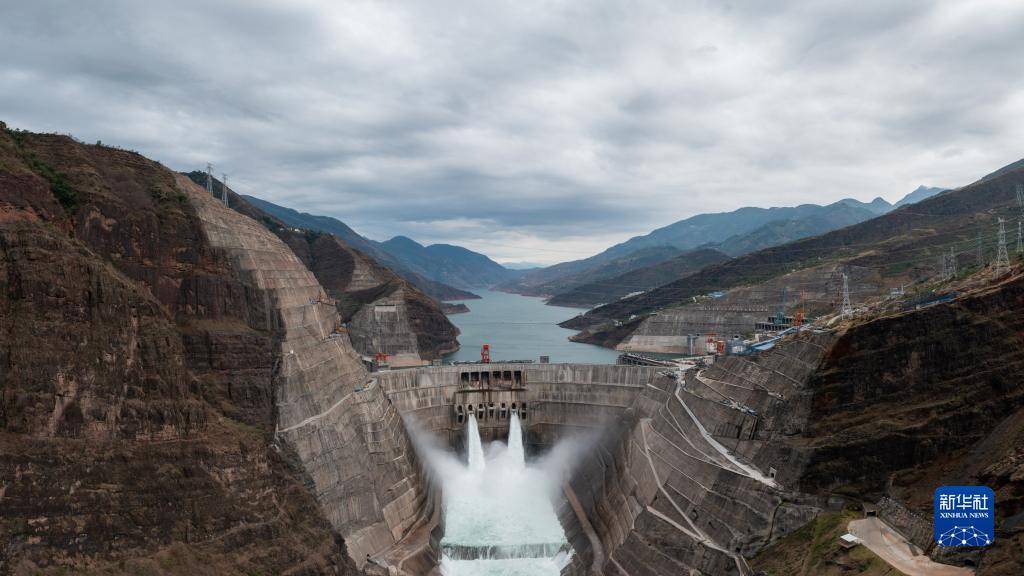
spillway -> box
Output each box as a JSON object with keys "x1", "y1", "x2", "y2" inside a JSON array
[{"x1": 440, "y1": 412, "x2": 570, "y2": 575}]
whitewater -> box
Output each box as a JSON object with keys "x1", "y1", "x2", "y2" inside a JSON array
[{"x1": 439, "y1": 412, "x2": 571, "y2": 575}]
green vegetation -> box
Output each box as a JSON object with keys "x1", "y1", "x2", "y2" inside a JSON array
[
  {"x1": 752, "y1": 509, "x2": 906, "y2": 576},
  {"x1": 148, "y1": 185, "x2": 188, "y2": 205},
  {"x1": 5, "y1": 128, "x2": 80, "y2": 213},
  {"x1": 28, "y1": 155, "x2": 77, "y2": 212}
]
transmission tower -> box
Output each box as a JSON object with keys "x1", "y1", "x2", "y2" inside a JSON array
[
  {"x1": 995, "y1": 218, "x2": 1010, "y2": 277},
  {"x1": 1017, "y1": 220, "x2": 1022, "y2": 255},
  {"x1": 1017, "y1": 183, "x2": 1024, "y2": 214},
  {"x1": 940, "y1": 246, "x2": 957, "y2": 281},
  {"x1": 840, "y1": 273, "x2": 853, "y2": 317},
  {"x1": 976, "y1": 231, "x2": 983, "y2": 268},
  {"x1": 221, "y1": 173, "x2": 229, "y2": 204},
  {"x1": 205, "y1": 163, "x2": 214, "y2": 196}
]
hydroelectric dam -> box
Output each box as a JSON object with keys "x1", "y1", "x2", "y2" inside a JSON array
[{"x1": 186, "y1": 176, "x2": 835, "y2": 576}]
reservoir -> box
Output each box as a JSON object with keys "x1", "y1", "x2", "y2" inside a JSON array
[{"x1": 443, "y1": 289, "x2": 620, "y2": 364}]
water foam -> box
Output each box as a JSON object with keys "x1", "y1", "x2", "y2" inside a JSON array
[{"x1": 440, "y1": 412, "x2": 570, "y2": 575}]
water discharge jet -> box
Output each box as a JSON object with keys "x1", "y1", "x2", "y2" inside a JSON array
[
  {"x1": 466, "y1": 413, "x2": 486, "y2": 473},
  {"x1": 439, "y1": 412, "x2": 570, "y2": 575}
]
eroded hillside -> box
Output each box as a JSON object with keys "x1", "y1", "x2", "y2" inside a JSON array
[{"x1": 0, "y1": 125, "x2": 359, "y2": 574}]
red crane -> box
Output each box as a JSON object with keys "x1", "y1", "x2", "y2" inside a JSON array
[
  {"x1": 795, "y1": 290, "x2": 806, "y2": 326},
  {"x1": 480, "y1": 344, "x2": 491, "y2": 363}
]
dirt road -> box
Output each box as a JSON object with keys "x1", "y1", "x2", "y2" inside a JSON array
[{"x1": 847, "y1": 517, "x2": 973, "y2": 576}]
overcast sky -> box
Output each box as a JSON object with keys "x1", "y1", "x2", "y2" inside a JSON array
[{"x1": 2, "y1": 1, "x2": 1023, "y2": 265}]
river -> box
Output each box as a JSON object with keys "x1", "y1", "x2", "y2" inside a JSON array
[{"x1": 442, "y1": 289, "x2": 620, "y2": 364}]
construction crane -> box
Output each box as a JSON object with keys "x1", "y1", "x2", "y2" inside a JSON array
[
  {"x1": 794, "y1": 289, "x2": 805, "y2": 326},
  {"x1": 480, "y1": 344, "x2": 491, "y2": 363}
]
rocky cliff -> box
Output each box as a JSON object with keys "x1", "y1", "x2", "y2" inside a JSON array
[
  {"x1": 0, "y1": 126, "x2": 359, "y2": 574},
  {"x1": 181, "y1": 174, "x2": 432, "y2": 568},
  {"x1": 786, "y1": 272, "x2": 1024, "y2": 574},
  {"x1": 189, "y1": 172, "x2": 461, "y2": 365},
  {"x1": 239, "y1": 193, "x2": 480, "y2": 302}
]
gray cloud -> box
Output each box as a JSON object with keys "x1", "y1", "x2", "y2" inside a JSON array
[{"x1": 1, "y1": 0, "x2": 1023, "y2": 264}]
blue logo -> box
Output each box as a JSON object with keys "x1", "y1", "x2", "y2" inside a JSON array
[{"x1": 934, "y1": 486, "x2": 995, "y2": 547}]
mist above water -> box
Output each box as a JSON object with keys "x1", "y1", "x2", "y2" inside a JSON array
[{"x1": 411, "y1": 413, "x2": 576, "y2": 575}]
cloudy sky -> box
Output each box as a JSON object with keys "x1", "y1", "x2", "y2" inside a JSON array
[{"x1": 2, "y1": 1, "x2": 1023, "y2": 265}]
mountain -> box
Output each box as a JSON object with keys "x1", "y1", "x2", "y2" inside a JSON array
[
  {"x1": 563, "y1": 159, "x2": 1023, "y2": 341},
  {"x1": 977, "y1": 157, "x2": 1024, "y2": 183},
  {"x1": 507, "y1": 245, "x2": 686, "y2": 299},
  {"x1": 504, "y1": 189, "x2": 942, "y2": 302},
  {"x1": 711, "y1": 200, "x2": 883, "y2": 256},
  {"x1": 186, "y1": 177, "x2": 461, "y2": 362},
  {"x1": 546, "y1": 248, "x2": 731, "y2": 308},
  {"x1": 0, "y1": 124, "x2": 364, "y2": 574},
  {"x1": 378, "y1": 236, "x2": 519, "y2": 289},
  {"x1": 502, "y1": 261, "x2": 544, "y2": 270},
  {"x1": 243, "y1": 195, "x2": 478, "y2": 300},
  {"x1": 894, "y1": 185, "x2": 944, "y2": 207}
]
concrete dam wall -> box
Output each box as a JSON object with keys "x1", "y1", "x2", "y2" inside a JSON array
[
  {"x1": 186, "y1": 176, "x2": 837, "y2": 575},
  {"x1": 375, "y1": 332, "x2": 833, "y2": 575}
]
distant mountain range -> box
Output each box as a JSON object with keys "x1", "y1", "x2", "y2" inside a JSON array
[
  {"x1": 244, "y1": 195, "x2": 521, "y2": 299},
  {"x1": 500, "y1": 186, "x2": 945, "y2": 306},
  {"x1": 562, "y1": 167, "x2": 1022, "y2": 342},
  {"x1": 378, "y1": 235, "x2": 516, "y2": 290},
  {"x1": 546, "y1": 248, "x2": 731, "y2": 308}
]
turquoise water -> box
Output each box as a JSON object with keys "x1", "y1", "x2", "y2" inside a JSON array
[{"x1": 443, "y1": 290, "x2": 620, "y2": 364}]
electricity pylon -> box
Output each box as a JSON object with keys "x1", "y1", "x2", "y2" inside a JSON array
[
  {"x1": 941, "y1": 247, "x2": 957, "y2": 281},
  {"x1": 221, "y1": 173, "x2": 229, "y2": 204},
  {"x1": 995, "y1": 218, "x2": 1010, "y2": 278},
  {"x1": 841, "y1": 273, "x2": 853, "y2": 317},
  {"x1": 205, "y1": 163, "x2": 214, "y2": 196}
]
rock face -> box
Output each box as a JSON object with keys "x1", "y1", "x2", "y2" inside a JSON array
[
  {"x1": 277, "y1": 228, "x2": 461, "y2": 365},
  {"x1": 0, "y1": 127, "x2": 357, "y2": 574},
  {"x1": 240, "y1": 193, "x2": 480, "y2": 301},
  {"x1": 788, "y1": 273, "x2": 1024, "y2": 574},
  {"x1": 197, "y1": 176, "x2": 461, "y2": 365},
  {"x1": 181, "y1": 175, "x2": 433, "y2": 568}
]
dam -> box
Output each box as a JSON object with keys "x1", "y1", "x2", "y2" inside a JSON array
[
  {"x1": 185, "y1": 175, "x2": 834, "y2": 575},
  {"x1": 361, "y1": 342, "x2": 832, "y2": 575}
]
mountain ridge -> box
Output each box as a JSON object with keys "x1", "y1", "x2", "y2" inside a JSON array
[
  {"x1": 501, "y1": 187, "x2": 944, "y2": 304},
  {"x1": 243, "y1": 195, "x2": 489, "y2": 299},
  {"x1": 563, "y1": 160, "x2": 1022, "y2": 342}
]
